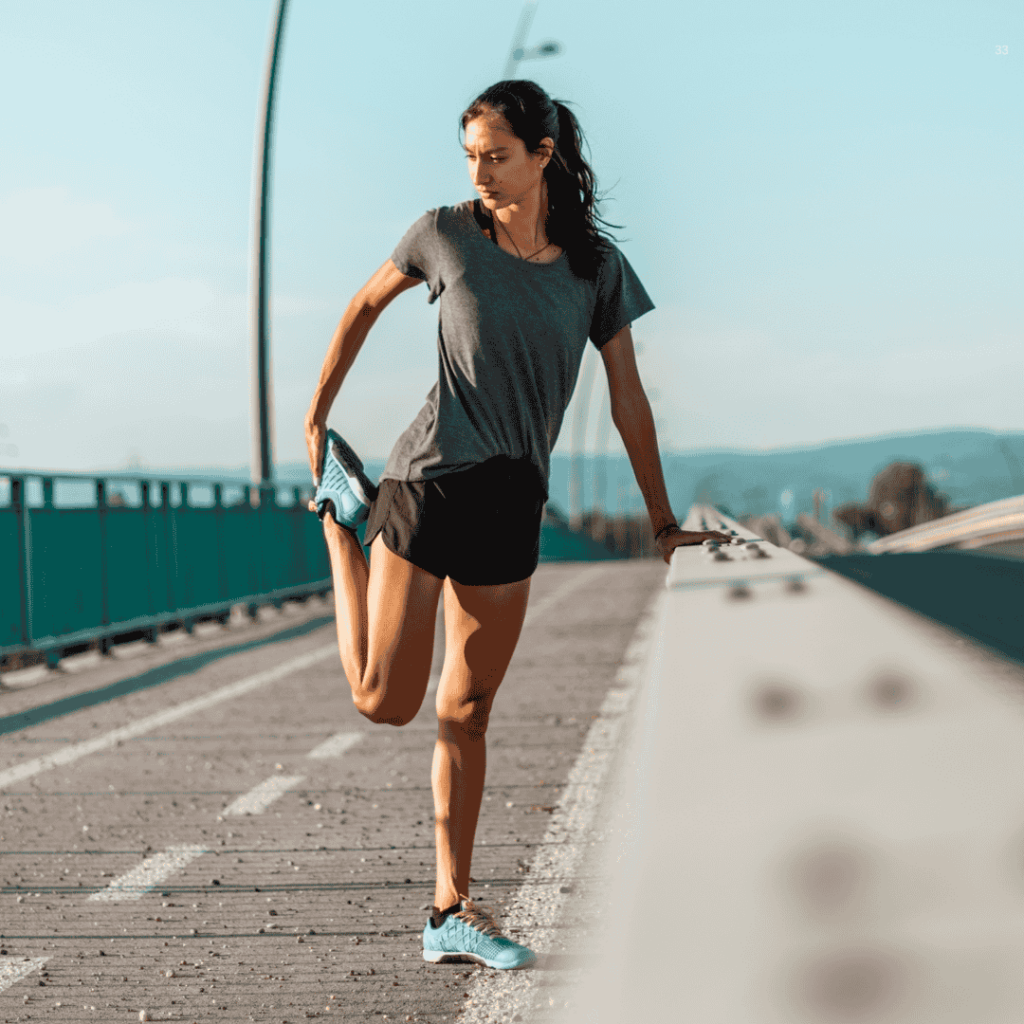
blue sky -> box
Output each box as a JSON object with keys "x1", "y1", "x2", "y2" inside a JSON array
[{"x1": 0, "y1": 0, "x2": 1020, "y2": 476}]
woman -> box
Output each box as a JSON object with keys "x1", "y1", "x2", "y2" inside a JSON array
[{"x1": 304, "y1": 79, "x2": 730, "y2": 970}]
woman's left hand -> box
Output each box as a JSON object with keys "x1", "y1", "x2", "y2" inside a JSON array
[{"x1": 656, "y1": 525, "x2": 733, "y2": 564}]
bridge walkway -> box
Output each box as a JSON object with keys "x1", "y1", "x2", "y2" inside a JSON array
[{"x1": 0, "y1": 558, "x2": 663, "y2": 1022}]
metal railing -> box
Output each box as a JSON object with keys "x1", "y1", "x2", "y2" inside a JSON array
[
  {"x1": 867, "y1": 492, "x2": 1024, "y2": 554},
  {"x1": 1, "y1": 470, "x2": 330, "y2": 666}
]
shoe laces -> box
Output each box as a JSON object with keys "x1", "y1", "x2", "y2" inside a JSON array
[{"x1": 453, "y1": 896, "x2": 503, "y2": 938}]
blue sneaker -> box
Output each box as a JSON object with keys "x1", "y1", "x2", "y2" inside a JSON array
[
  {"x1": 314, "y1": 429, "x2": 377, "y2": 529},
  {"x1": 422, "y1": 897, "x2": 536, "y2": 970}
]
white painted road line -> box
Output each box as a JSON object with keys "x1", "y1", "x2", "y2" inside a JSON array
[
  {"x1": 0, "y1": 957, "x2": 49, "y2": 993},
  {"x1": 0, "y1": 643, "x2": 337, "y2": 792},
  {"x1": 306, "y1": 731, "x2": 364, "y2": 759},
  {"x1": 87, "y1": 845, "x2": 208, "y2": 902},
  {"x1": 223, "y1": 775, "x2": 306, "y2": 816},
  {"x1": 459, "y1": 586, "x2": 667, "y2": 1024}
]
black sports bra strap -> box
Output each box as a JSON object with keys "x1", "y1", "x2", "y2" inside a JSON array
[{"x1": 472, "y1": 199, "x2": 500, "y2": 246}]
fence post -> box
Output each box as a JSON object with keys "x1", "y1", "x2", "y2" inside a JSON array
[
  {"x1": 13, "y1": 478, "x2": 32, "y2": 646},
  {"x1": 141, "y1": 481, "x2": 152, "y2": 616},
  {"x1": 293, "y1": 485, "x2": 307, "y2": 587},
  {"x1": 97, "y1": 480, "x2": 110, "y2": 654},
  {"x1": 263, "y1": 483, "x2": 281, "y2": 605},
  {"x1": 252, "y1": 483, "x2": 267, "y2": 597},
  {"x1": 214, "y1": 482, "x2": 228, "y2": 604},
  {"x1": 246, "y1": 484, "x2": 261, "y2": 623},
  {"x1": 177, "y1": 482, "x2": 195, "y2": 634},
  {"x1": 159, "y1": 479, "x2": 174, "y2": 614},
  {"x1": 141, "y1": 481, "x2": 159, "y2": 644}
]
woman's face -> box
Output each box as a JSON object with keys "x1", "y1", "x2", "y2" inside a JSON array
[{"x1": 463, "y1": 112, "x2": 553, "y2": 211}]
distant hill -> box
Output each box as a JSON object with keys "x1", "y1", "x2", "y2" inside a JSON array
[
  {"x1": 539, "y1": 428, "x2": 1024, "y2": 523},
  {"x1": 152, "y1": 428, "x2": 1024, "y2": 524}
]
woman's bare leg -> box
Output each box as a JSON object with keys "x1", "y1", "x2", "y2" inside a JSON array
[
  {"x1": 432, "y1": 575, "x2": 532, "y2": 910},
  {"x1": 322, "y1": 513, "x2": 532, "y2": 904},
  {"x1": 322, "y1": 518, "x2": 443, "y2": 726},
  {"x1": 322, "y1": 518, "x2": 371, "y2": 690}
]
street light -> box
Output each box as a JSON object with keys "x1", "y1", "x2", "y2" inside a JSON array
[
  {"x1": 503, "y1": 1, "x2": 563, "y2": 79},
  {"x1": 250, "y1": 0, "x2": 290, "y2": 487}
]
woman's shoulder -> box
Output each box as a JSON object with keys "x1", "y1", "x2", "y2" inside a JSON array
[
  {"x1": 409, "y1": 201, "x2": 474, "y2": 223},
  {"x1": 592, "y1": 237, "x2": 644, "y2": 283},
  {"x1": 590, "y1": 238, "x2": 655, "y2": 320},
  {"x1": 402, "y1": 202, "x2": 475, "y2": 238},
  {"x1": 436, "y1": 201, "x2": 476, "y2": 234},
  {"x1": 594, "y1": 236, "x2": 629, "y2": 266},
  {"x1": 397, "y1": 203, "x2": 476, "y2": 248},
  {"x1": 408, "y1": 203, "x2": 479, "y2": 253}
]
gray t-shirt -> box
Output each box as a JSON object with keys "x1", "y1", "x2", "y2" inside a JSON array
[{"x1": 382, "y1": 200, "x2": 654, "y2": 496}]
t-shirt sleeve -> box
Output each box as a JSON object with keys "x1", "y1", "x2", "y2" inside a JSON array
[
  {"x1": 390, "y1": 210, "x2": 442, "y2": 303},
  {"x1": 589, "y1": 246, "x2": 655, "y2": 348}
]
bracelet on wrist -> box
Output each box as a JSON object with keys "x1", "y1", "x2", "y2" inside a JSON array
[{"x1": 654, "y1": 523, "x2": 680, "y2": 542}]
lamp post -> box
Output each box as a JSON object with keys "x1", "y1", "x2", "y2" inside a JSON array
[
  {"x1": 503, "y1": 1, "x2": 562, "y2": 79},
  {"x1": 250, "y1": 0, "x2": 290, "y2": 486}
]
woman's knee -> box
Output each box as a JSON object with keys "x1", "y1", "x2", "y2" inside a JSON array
[
  {"x1": 353, "y1": 693, "x2": 413, "y2": 727},
  {"x1": 351, "y1": 667, "x2": 420, "y2": 727},
  {"x1": 436, "y1": 694, "x2": 492, "y2": 740}
]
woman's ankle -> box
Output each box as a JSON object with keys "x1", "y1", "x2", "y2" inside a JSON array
[
  {"x1": 429, "y1": 898, "x2": 462, "y2": 927},
  {"x1": 433, "y1": 886, "x2": 462, "y2": 912}
]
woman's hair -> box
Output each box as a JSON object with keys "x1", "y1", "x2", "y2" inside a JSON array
[{"x1": 460, "y1": 80, "x2": 617, "y2": 280}]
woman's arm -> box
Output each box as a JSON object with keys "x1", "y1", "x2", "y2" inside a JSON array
[
  {"x1": 599, "y1": 325, "x2": 731, "y2": 562},
  {"x1": 304, "y1": 259, "x2": 422, "y2": 483}
]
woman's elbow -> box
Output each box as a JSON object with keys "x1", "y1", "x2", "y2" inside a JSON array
[{"x1": 611, "y1": 390, "x2": 653, "y2": 431}]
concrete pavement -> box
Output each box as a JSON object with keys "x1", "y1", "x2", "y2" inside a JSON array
[{"x1": 0, "y1": 558, "x2": 664, "y2": 1023}]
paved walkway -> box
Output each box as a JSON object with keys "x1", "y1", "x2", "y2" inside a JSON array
[{"x1": 0, "y1": 558, "x2": 664, "y2": 1023}]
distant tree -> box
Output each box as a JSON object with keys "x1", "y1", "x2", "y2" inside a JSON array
[{"x1": 835, "y1": 462, "x2": 947, "y2": 539}]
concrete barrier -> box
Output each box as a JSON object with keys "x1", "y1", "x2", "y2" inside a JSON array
[{"x1": 561, "y1": 505, "x2": 1024, "y2": 1023}]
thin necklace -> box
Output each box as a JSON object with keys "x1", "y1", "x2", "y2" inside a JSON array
[{"x1": 493, "y1": 211, "x2": 552, "y2": 262}]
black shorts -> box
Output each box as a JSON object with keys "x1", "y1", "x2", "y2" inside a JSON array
[{"x1": 363, "y1": 455, "x2": 546, "y2": 585}]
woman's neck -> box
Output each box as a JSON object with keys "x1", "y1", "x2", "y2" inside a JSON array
[{"x1": 493, "y1": 181, "x2": 549, "y2": 247}]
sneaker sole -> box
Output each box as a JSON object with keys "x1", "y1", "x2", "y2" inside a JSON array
[
  {"x1": 315, "y1": 429, "x2": 377, "y2": 527},
  {"x1": 422, "y1": 949, "x2": 536, "y2": 970},
  {"x1": 327, "y1": 430, "x2": 376, "y2": 502},
  {"x1": 328, "y1": 448, "x2": 372, "y2": 507}
]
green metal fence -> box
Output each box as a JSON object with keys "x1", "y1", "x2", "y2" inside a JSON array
[{"x1": 1, "y1": 471, "x2": 331, "y2": 666}]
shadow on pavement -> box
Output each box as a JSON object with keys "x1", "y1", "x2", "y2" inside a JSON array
[{"x1": 0, "y1": 615, "x2": 335, "y2": 736}]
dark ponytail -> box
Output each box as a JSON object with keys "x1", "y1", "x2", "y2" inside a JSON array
[{"x1": 460, "y1": 80, "x2": 617, "y2": 281}]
